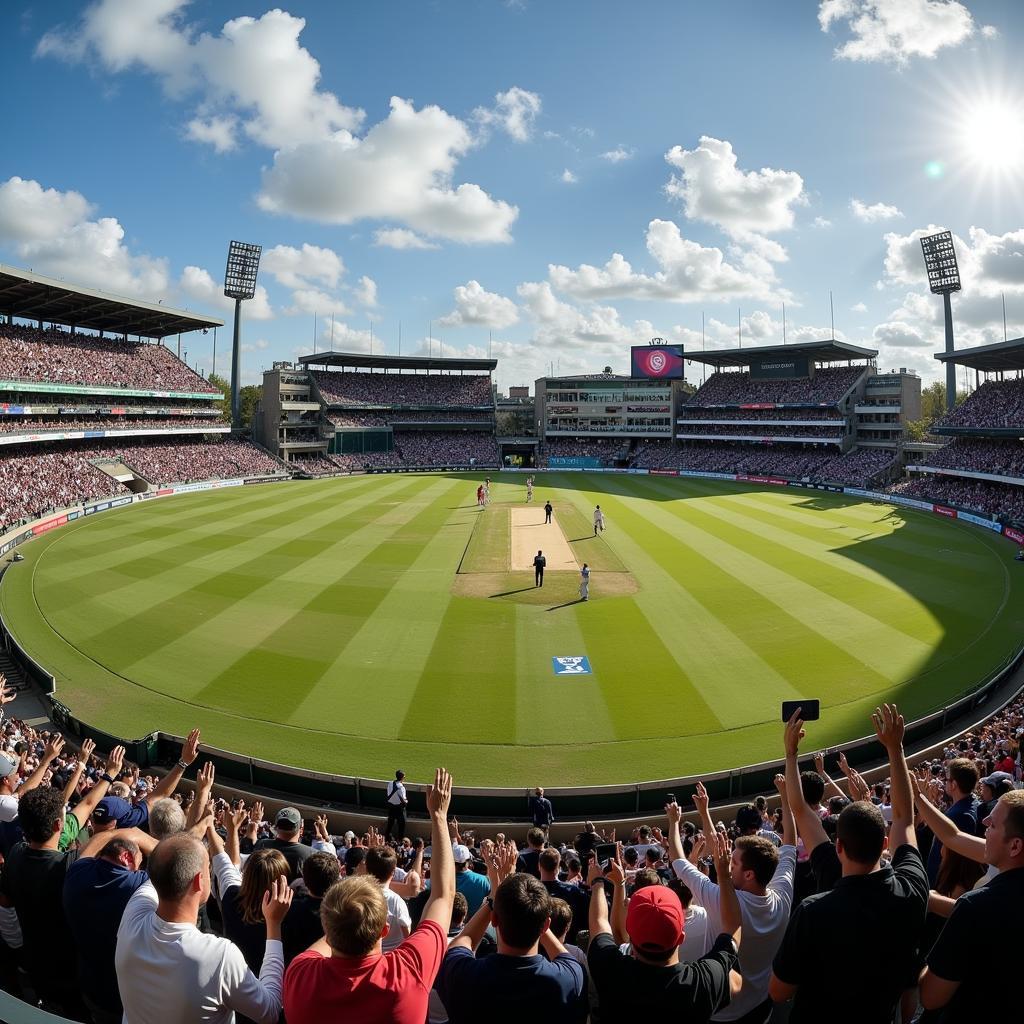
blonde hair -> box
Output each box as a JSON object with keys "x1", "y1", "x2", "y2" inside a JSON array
[{"x1": 321, "y1": 876, "x2": 388, "y2": 956}]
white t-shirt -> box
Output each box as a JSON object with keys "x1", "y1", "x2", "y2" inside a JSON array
[
  {"x1": 381, "y1": 886, "x2": 412, "y2": 952},
  {"x1": 0, "y1": 793, "x2": 18, "y2": 823},
  {"x1": 387, "y1": 781, "x2": 407, "y2": 806},
  {"x1": 673, "y1": 846, "x2": 796, "y2": 1022},
  {"x1": 619, "y1": 906, "x2": 707, "y2": 963},
  {"x1": 115, "y1": 881, "x2": 283, "y2": 1024}
]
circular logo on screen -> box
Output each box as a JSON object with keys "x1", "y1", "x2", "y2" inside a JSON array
[{"x1": 648, "y1": 351, "x2": 667, "y2": 373}]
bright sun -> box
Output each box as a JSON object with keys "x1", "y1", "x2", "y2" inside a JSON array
[{"x1": 960, "y1": 99, "x2": 1024, "y2": 173}]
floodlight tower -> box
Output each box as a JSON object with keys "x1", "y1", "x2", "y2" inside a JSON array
[
  {"x1": 920, "y1": 230, "x2": 962, "y2": 412},
  {"x1": 223, "y1": 241, "x2": 263, "y2": 428}
]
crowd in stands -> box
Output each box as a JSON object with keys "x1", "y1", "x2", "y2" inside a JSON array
[
  {"x1": 891, "y1": 474, "x2": 1024, "y2": 521},
  {"x1": 678, "y1": 407, "x2": 844, "y2": 423},
  {"x1": 541, "y1": 438, "x2": 628, "y2": 463},
  {"x1": 312, "y1": 371, "x2": 493, "y2": 408},
  {"x1": 327, "y1": 433, "x2": 500, "y2": 472},
  {"x1": 0, "y1": 417, "x2": 225, "y2": 436},
  {"x1": 289, "y1": 454, "x2": 348, "y2": 477},
  {"x1": 0, "y1": 673, "x2": 1020, "y2": 1023},
  {"x1": 327, "y1": 410, "x2": 494, "y2": 428},
  {"x1": 914, "y1": 437, "x2": 1024, "y2": 479},
  {"x1": 631, "y1": 441, "x2": 896, "y2": 486},
  {"x1": 687, "y1": 366, "x2": 865, "y2": 408},
  {"x1": 676, "y1": 424, "x2": 844, "y2": 439},
  {"x1": 0, "y1": 325, "x2": 218, "y2": 395},
  {"x1": 0, "y1": 439, "x2": 286, "y2": 533},
  {"x1": 936, "y1": 378, "x2": 1024, "y2": 430}
]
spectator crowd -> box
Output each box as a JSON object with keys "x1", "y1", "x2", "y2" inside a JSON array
[
  {"x1": 936, "y1": 378, "x2": 1024, "y2": 430},
  {"x1": 0, "y1": 417, "x2": 225, "y2": 437},
  {"x1": 890, "y1": 475, "x2": 1024, "y2": 522},
  {"x1": 312, "y1": 371, "x2": 493, "y2": 408},
  {"x1": 686, "y1": 367, "x2": 864, "y2": 408},
  {"x1": 0, "y1": 673, "x2": 1020, "y2": 1023},
  {"x1": 0, "y1": 325, "x2": 218, "y2": 395}
]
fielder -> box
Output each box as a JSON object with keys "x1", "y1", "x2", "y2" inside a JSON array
[
  {"x1": 593, "y1": 504, "x2": 605, "y2": 535},
  {"x1": 579, "y1": 562, "x2": 591, "y2": 601},
  {"x1": 526, "y1": 475, "x2": 534, "y2": 502}
]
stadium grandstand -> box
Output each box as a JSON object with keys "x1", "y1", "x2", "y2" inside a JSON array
[
  {"x1": 893, "y1": 338, "x2": 1024, "y2": 523},
  {"x1": 0, "y1": 264, "x2": 288, "y2": 534},
  {"x1": 255, "y1": 351, "x2": 499, "y2": 474},
  {"x1": 628, "y1": 340, "x2": 904, "y2": 487},
  {"x1": 534, "y1": 369, "x2": 680, "y2": 468}
]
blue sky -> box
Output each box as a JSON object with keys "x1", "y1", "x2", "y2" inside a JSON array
[{"x1": 2, "y1": 0, "x2": 1023, "y2": 391}]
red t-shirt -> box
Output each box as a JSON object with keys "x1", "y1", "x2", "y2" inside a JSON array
[{"x1": 284, "y1": 919, "x2": 446, "y2": 1024}]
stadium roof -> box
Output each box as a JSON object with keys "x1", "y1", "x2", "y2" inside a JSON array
[
  {"x1": 934, "y1": 337, "x2": 1024, "y2": 372},
  {"x1": 0, "y1": 263, "x2": 224, "y2": 338},
  {"x1": 300, "y1": 350, "x2": 497, "y2": 371},
  {"x1": 684, "y1": 339, "x2": 878, "y2": 368}
]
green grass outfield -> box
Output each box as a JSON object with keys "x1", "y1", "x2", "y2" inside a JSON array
[{"x1": 2, "y1": 472, "x2": 1023, "y2": 788}]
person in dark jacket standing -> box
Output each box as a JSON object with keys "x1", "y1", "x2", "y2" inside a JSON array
[
  {"x1": 534, "y1": 550, "x2": 546, "y2": 587},
  {"x1": 544, "y1": 500, "x2": 553, "y2": 524},
  {"x1": 385, "y1": 770, "x2": 408, "y2": 842},
  {"x1": 529, "y1": 787, "x2": 554, "y2": 832}
]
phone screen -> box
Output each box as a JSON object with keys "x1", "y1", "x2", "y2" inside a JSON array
[{"x1": 782, "y1": 699, "x2": 820, "y2": 722}]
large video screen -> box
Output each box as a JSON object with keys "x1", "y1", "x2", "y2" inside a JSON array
[{"x1": 631, "y1": 344, "x2": 684, "y2": 379}]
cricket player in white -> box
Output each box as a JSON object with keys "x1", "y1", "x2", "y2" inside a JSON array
[
  {"x1": 579, "y1": 562, "x2": 591, "y2": 601},
  {"x1": 526, "y1": 475, "x2": 534, "y2": 502},
  {"x1": 593, "y1": 505, "x2": 605, "y2": 535}
]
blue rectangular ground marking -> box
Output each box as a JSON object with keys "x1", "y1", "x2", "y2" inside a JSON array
[{"x1": 552, "y1": 656, "x2": 592, "y2": 675}]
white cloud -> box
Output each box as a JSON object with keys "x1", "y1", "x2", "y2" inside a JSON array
[
  {"x1": 547, "y1": 219, "x2": 786, "y2": 304},
  {"x1": 438, "y1": 280, "x2": 519, "y2": 329},
  {"x1": 284, "y1": 288, "x2": 350, "y2": 318},
  {"x1": 664, "y1": 136, "x2": 805, "y2": 243},
  {"x1": 179, "y1": 265, "x2": 274, "y2": 319},
  {"x1": 241, "y1": 338, "x2": 270, "y2": 354},
  {"x1": 851, "y1": 301, "x2": 868, "y2": 312},
  {"x1": 813, "y1": 216, "x2": 833, "y2": 228},
  {"x1": 818, "y1": 0, "x2": 976, "y2": 64},
  {"x1": 318, "y1": 320, "x2": 374, "y2": 353},
  {"x1": 0, "y1": 176, "x2": 169, "y2": 297},
  {"x1": 601, "y1": 146, "x2": 635, "y2": 163},
  {"x1": 561, "y1": 169, "x2": 579, "y2": 184},
  {"x1": 372, "y1": 228, "x2": 439, "y2": 250},
  {"x1": 354, "y1": 275, "x2": 378, "y2": 309},
  {"x1": 38, "y1": 2, "x2": 363, "y2": 150},
  {"x1": 0, "y1": 176, "x2": 94, "y2": 243},
  {"x1": 261, "y1": 243, "x2": 344, "y2": 290},
  {"x1": 258, "y1": 96, "x2": 518, "y2": 244},
  {"x1": 473, "y1": 86, "x2": 541, "y2": 142},
  {"x1": 981, "y1": 24, "x2": 999, "y2": 39},
  {"x1": 851, "y1": 198, "x2": 903, "y2": 222},
  {"x1": 185, "y1": 114, "x2": 238, "y2": 153}
]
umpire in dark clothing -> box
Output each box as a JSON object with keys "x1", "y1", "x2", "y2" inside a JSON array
[
  {"x1": 544, "y1": 501, "x2": 553, "y2": 523},
  {"x1": 533, "y1": 550, "x2": 546, "y2": 587}
]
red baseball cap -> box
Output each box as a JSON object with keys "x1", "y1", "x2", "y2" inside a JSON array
[{"x1": 625, "y1": 886, "x2": 684, "y2": 953}]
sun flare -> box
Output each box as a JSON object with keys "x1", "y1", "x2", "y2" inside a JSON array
[{"x1": 959, "y1": 99, "x2": 1024, "y2": 173}]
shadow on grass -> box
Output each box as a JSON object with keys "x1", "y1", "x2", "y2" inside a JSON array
[
  {"x1": 546, "y1": 598, "x2": 584, "y2": 611},
  {"x1": 489, "y1": 586, "x2": 538, "y2": 598}
]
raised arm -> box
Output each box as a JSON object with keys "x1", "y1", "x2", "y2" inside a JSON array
[
  {"x1": 607, "y1": 844, "x2": 629, "y2": 945},
  {"x1": 710, "y1": 830, "x2": 741, "y2": 947},
  {"x1": 147, "y1": 728, "x2": 201, "y2": 803},
  {"x1": 60, "y1": 738, "x2": 95, "y2": 807},
  {"x1": 692, "y1": 781, "x2": 716, "y2": 836},
  {"x1": 813, "y1": 752, "x2": 846, "y2": 802},
  {"x1": 71, "y1": 745, "x2": 124, "y2": 828},
  {"x1": 871, "y1": 703, "x2": 915, "y2": 850},
  {"x1": 451, "y1": 840, "x2": 516, "y2": 952},
  {"x1": 420, "y1": 768, "x2": 456, "y2": 930},
  {"x1": 910, "y1": 775, "x2": 986, "y2": 863},
  {"x1": 773, "y1": 774, "x2": 797, "y2": 847},
  {"x1": 184, "y1": 761, "x2": 216, "y2": 831},
  {"x1": 783, "y1": 710, "x2": 830, "y2": 854},
  {"x1": 588, "y1": 857, "x2": 612, "y2": 940},
  {"x1": 666, "y1": 801, "x2": 685, "y2": 864},
  {"x1": 18, "y1": 733, "x2": 66, "y2": 796}
]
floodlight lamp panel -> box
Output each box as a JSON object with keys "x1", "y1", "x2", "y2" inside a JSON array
[
  {"x1": 223, "y1": 240, "x2": 263, "y2": 300},
  {"x1": 920, "y1": 230, "x2": 962, "y2": 294}
]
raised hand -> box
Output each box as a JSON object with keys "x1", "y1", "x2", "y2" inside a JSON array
[
  {"x1": 104, "y1": 745, "x2": 125, "y2": 777},
  {"x1": 43, "y1": 734, "x2": 65, "y2": 761},
  {"x1": 693, "y1": 781, "x2": 710, "y2": 816},
  {"x1": 813, "y1": 751, "x2": 825, "y2": 775},
  {"x1": 315, "y1": 814, "x2": 330, "y2": 839},
  {"x1": 196, "y1": 761, "x2": 215, "y2": 804},
  {"x1": 229, "y1": 803, "x2": 248, "y2": 833},
  {"x1": 709, "y1": 829, "x2": 732, "y2": 880},
  {"x1": 665, "y1": 800, "x2": 682, "y2": 825},
  {"x1": 687, "y1": 833, "x2": 707, "y2": 867},
  {"x1": 847, "y1": 768, "x2": 870, "y2": 804},
  {"x1": 838, "y1": 750, "x2": 851, "y2": 776},
  {"x1": 784, "y1": 708, "x2": 805, "y2": 756},
  {"x1": 180, "y1": 728, "x2": 201, "y2": 767},
  {"x1": 0, "y1": 675, "x2": 16, "y2": 705},
  {"x1": 250, "y1": 800, "x2": 264, "y2": 828},
  {"x1": 261, "y1": 875, "x2": 294, "y2": 929},
  {"x1": 606, "y1": 843, "x2": 626, "y2": 886},
  {"x1": 78, "y1": 738, "x2": 96, "y2": 764},
  {"x1": 366, "y1": 826, "x2": 385, "y2": 848},
  {"x1": 651, "y1": 826, "x2": 666, "y2": 845},
  {"x1": 426, "y1": 767, "x2": 453, "y2": 819},
  {"x1": 773, "y1": 773, "x2": 786, "y2": 795},
  {"x1": 871, "y1": 703, "x2": 905, "y2": 751}
]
